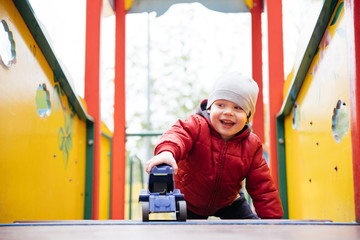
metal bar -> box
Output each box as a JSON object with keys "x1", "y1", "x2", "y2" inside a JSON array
[
  {"x1": 129, "y1": 155, "x2": 134, "y2": 219},
  {"x1": 84, "y1": 0, "x2": 102, "y2": 220},
  {"x1": 126, "y1": 132, "x2": 163, "y2": 137},
  {"x1": 266, "y1": 0, "x2": 285, "y2": 188},
  {"x1": 251, "y1": 0, "x2": 265, "y2": 143},
  {"x1": 112, "y1": 0, "x2": 127, "y2": 219},
  {"x1": 129, "y1": 154, "x2": 146, "y2": 220}
]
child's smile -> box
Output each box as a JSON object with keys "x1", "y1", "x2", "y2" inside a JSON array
[{"x1": 220, "y1": 119, "x2": 235, "y2": 127}]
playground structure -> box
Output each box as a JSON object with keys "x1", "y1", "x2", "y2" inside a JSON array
[{"x1": 0, "y1": 0, "x2": 360, "y2": 228}]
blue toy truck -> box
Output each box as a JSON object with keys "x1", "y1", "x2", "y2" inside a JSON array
[{"x1": 138, "y1": 164, "x2": 187, "y2": 221}]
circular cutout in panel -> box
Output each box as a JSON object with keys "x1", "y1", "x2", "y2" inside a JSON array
[
  {"x1": 35, "y1": 83, "x2": 51, "y2": 118},
  {"x1": 331, "y1": 99, "x2": 349, "y2": 143},
  {"x1": 0, "y1": 20, "x2": 16, "y2": 68}
]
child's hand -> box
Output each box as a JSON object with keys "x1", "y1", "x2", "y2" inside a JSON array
[{"x1": 145, "y1": 151, "x2": 178, "y2": 174}]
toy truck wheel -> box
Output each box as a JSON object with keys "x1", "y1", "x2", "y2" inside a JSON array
[
  {"x1": 176, "y1": 200, "x2": 187, "y2": 221},
  {"x1": 142, "y1": 202, "x2": 149, "y2": 222}
]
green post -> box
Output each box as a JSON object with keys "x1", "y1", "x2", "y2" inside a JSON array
[
  {"x1": 276, "y1": 114, "x2": 288, "y2": 219},
  {"x1": 84, "y1": 120, "x2": 95, "y2": 219}
]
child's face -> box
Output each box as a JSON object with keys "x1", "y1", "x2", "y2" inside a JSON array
[{"x1": 207, "y1": 99, "x2": 248, "y2": 141}]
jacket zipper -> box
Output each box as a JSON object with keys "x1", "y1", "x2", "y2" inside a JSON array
[{"x1": 207, "y1": 142, "x2": 227, "y2": 214}]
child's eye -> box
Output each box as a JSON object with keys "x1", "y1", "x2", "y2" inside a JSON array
[{"x1": 234, "y1": 106, "x2": 241, "y2": 110}]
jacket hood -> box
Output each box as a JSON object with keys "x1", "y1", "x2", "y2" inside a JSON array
[
  {"x1": 195, "y1": 99, "x2": 211, "y2": 119},
  {"x1": 195, "y1": 99, "x2": 252, "y2": 138}
]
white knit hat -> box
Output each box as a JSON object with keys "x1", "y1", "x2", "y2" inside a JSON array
[{"x1": 206, "y1": 72, "x2": 259, "y2": 122}]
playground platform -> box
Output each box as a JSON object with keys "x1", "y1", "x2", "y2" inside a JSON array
[{"x1": 1, "y1": 220, "x2": 359, "y2": 240}]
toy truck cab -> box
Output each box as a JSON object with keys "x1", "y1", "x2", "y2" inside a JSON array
[{"x1": 139, "y1": 164, "x2": 187, "y2": 221}]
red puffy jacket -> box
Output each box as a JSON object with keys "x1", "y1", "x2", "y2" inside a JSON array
[{"x1": 154, "y1": 102, "x2": 284, "y2": 218}]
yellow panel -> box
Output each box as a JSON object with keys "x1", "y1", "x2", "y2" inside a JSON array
[
  {"x1": 283, "y1": 67, "x2": 294, "y2": 99},
  {"x1": 0, "y1": 1, "x2": 86, "y2": 223},
  {"x1": 125, "y1": 182, "x2": 143, "y2": 220},
  {"x1": 284, "y1": 1, "x2": 355, "y2": 222},
  {"x1": 99, "y1": 123, "x2": 112, "y2": 220}
]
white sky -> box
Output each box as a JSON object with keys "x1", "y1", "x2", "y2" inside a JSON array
[{"x1": 28, "y1": 0, "x2": 320, "y2": 133}]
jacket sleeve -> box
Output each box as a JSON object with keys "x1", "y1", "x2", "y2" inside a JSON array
[
  {"x1": 154, "y1": 115, "x2": 201, "y2": 161},
  {"x1": 245, "y1": 144, "x2": 284, "y2": 219}
]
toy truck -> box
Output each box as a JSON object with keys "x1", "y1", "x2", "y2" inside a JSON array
[{"x1": 138, "y1": 164, "x2": 187, "y2": 221}]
